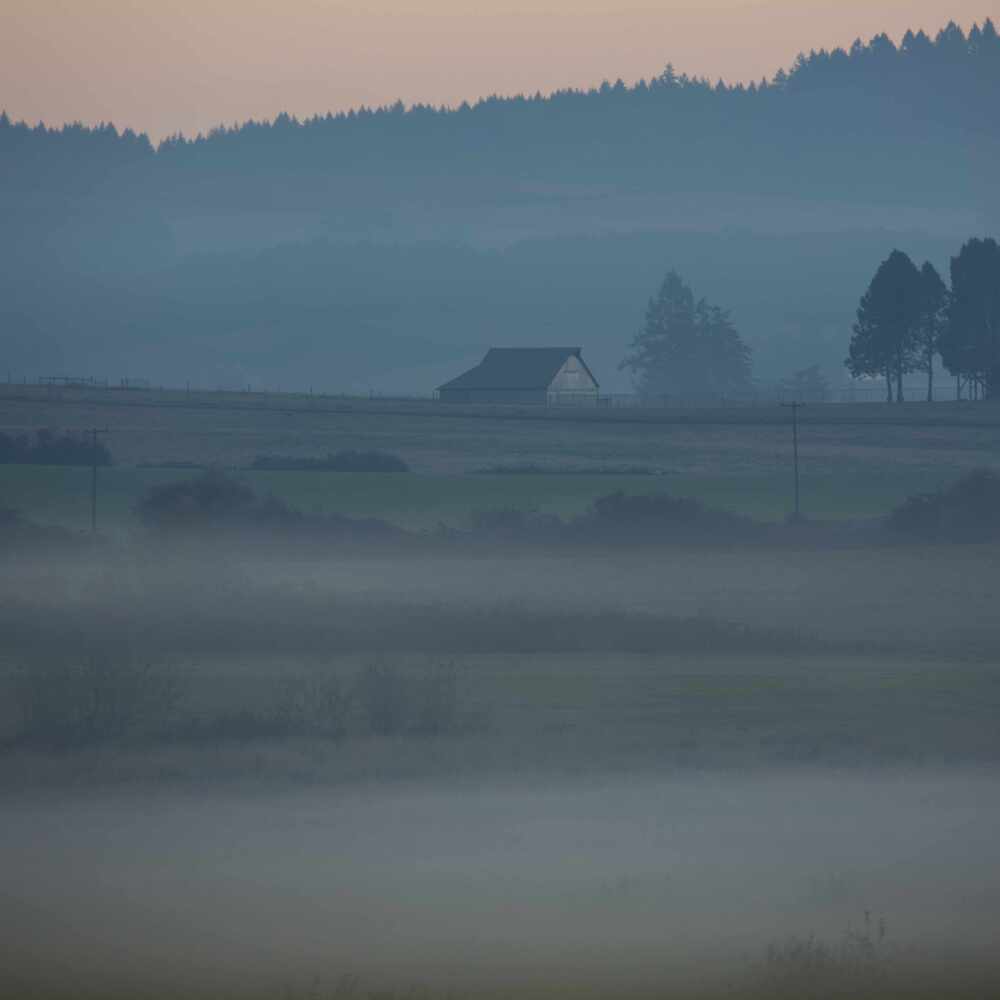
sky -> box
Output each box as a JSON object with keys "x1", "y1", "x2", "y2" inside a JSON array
[{"x1": 2, "y1": 0, "x2": 994, "y2": 141}]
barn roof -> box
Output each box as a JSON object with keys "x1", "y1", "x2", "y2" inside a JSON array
[{"x1": 438, "y1": 347, "x2": 598, "y2": 392}]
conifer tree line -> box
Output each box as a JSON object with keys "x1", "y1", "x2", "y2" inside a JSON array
[
  {"x1": 846, "y1": 238, "x2": 1000, "y2": 401},
  {"x1": 0, "y1": 19, "x2": 996, "y2": 209}
]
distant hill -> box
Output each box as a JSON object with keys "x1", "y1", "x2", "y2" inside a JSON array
[{"x1": 1, "y1": 21, "x2": 997, "y2": 392}]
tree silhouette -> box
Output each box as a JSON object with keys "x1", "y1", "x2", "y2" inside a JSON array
[
  {"x1": 846, "y1": 250, "x2": 922, "y2": 402},
  {"x1": 778, "y1": 364, "x2": 831, "y2": 402},
  {"x1": 3, "y1": 18, "x2": 999, "y2": 217},
  {"x1": 621, "y1": 270, "x2": 751, "y2": 400},
  {"x1": 940, "y1": 237, "x2": 1000, "y2": 399},
  {"x1": 916, "y1": 261, "x2": 949, "y2": 402}
]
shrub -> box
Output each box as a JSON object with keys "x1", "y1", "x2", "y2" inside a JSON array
[
  {"x1": 474, "y1": 462, "x2": 660, "y2": 475},
  {"x1": 469, "y1": 507, "x2": 565, "y2": 542},
  {"x1": 757, "y1": 912, "x2": 889, "y2": 998},
  {"x1": 355, "y1": 660, "x2": 409, "y2": 736},
  {"x1": 134, "y1": 469, "x2": 403, "y2": 543},
  {"x1": 0, "y1": 428, "x2": 112, "y2": 466},
  {"x1": 276, "y1": 672, "x2": 353, "y2": 742},
  {"x1": 354, "y1": 659, "x2": 463, "y2": 737},
  {"x1": 0, "y1": 504, "x2": 82, "y2": 551},
  {"x1": 173, "y1": 710, "x2": 290, "y2": 744},
  {"x1": 14, "y1": 652, "x2": 185, "y2": 749},
  {"x1": 586, "y1": 491, "x2": 757, "y2": 543},
  {"x1": 134, "y1": 468, "x2": 298, "y2": 533},
  {"x1": 889, "y1": 468, "x2": 1000, "y2": 542},
  {"x1": 413, "y1": 661, "x2": 461, "y2": 737}
]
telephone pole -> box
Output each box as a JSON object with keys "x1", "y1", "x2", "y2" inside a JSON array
[
  {"x1": 90, "y1": 427, "x2": 110, "y2": 535},
  {"x1": 780, "y1": 402, "x2": 804, "y2": 521}
]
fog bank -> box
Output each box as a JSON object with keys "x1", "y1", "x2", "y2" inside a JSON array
[{"x1": 4, "y1": 771, "x2": 999, "y2": 996}]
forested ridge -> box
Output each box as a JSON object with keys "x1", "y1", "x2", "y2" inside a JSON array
[
  {"x1": 1, "y1": 21, "x2": 997, "y2": 392},
  {"x1": 3, "y1": 21, "x2": 998, "y2": 206}
]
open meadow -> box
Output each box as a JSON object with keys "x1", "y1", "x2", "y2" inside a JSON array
[
  {"x1": 2, "y1": 385, "x2": 1000, "y2": 531},
  {"x1": 3, "y1": 536, "x2": 1000, "y2": 998},
  {"x1": 3, "y1": 389, "x2": 1000, "y2": 999}
]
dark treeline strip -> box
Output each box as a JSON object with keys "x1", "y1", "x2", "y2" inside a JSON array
[
  {"x1": 249, "y1": 450, "x2": 409, "y2": 472},
  {"x1": 848, "y1": 240, "x2": 1000, "y2": 401},
  {"x1": 2, "y1": 22, "x2": 997, "y2": 208},
  {"x1": 0, "y1": 428, "x2": 112, "y2": 466}
]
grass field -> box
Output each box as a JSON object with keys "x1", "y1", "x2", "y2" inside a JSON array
[
  {"x1": 4, "y1": 388, "x2": 1000, "y2": 999},
  {"x1": 3, "y1": 541, "x2": 999, "y2": 777},
  {"x1": 0, "y1": 463, "x2": 972, "y2": 532},
  {"x1": 3, "y1": 386, "x2": 999, "y2": 530}
]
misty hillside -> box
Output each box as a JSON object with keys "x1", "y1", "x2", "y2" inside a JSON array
[{"x1": 1, "y1": 21, "x2": 997, "y2": 391}]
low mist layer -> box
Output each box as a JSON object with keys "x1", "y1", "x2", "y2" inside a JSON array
[{"x1": 4, "y1": 772, "x2": 1000, "y2": 998}]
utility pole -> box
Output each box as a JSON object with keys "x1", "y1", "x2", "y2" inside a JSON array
[
  {"x1": 780, "y1": 402, "x2": 804, "y2": 521},
  {"x1": 90, "y1": 427, "x2": 110, "y2": 536}
]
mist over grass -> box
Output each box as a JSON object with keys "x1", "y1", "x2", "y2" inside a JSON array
[
  {"x1": 3, "y1": 773, "x2": 1000, "y2": 999},
  {"x1": 3, "y1": 445, "x2": 999, "y2": 999}
]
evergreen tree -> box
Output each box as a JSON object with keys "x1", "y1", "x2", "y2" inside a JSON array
[
  {"x1": 846, "y1": 250, "x2": 922, "y2": 402},
  {"x1": 941, "y1": 238, "x2": 1000, "y2": 398},
  {"x1": 621, "y1": 270, "x2": 751, "y2": 400},
  {"x1": 846, "y1": 295, "x2": 893, "y2": 401},
  {"x1": 916, "y1": 261, "x2": 949, "y2": 401}
]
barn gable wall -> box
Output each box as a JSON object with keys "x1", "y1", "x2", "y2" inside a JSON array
[{"x1": 548, "y1": 354, "x2": 598, "y2": 393}]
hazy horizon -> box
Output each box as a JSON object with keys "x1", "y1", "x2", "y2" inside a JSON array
[{"x1": 2, "y1": 1, "x2": 995, "y2": 141}]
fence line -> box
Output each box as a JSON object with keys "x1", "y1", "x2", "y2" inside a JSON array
[{"x1": 0, "y1": 372, "x2": 983, "y2": 408}]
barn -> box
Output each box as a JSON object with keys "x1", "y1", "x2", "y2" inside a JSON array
[{"x1": 437, "y1": 347, "x2": 600, "y2": 405}]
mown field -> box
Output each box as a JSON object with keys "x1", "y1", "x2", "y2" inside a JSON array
[
  {"x1": 3, "y1": 387, "x2": 999, "y2": 530},
  {"x1": 0, "y1": 464, "x2": 962, "y2": 532}
]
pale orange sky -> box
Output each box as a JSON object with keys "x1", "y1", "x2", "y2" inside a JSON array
[{"x1": 1, "y1": 0, "x2": 994, "y2": 141}]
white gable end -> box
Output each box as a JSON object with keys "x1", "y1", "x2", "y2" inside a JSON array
[{"x1": 548, "y1": 354, "x2": 597, "y2": 392}]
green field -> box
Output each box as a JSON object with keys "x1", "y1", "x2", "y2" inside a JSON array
[
  {"x1": 4, "y1": 387, "x2": 1000, "y2": 1000},
  {"x1": 3, "y1": 386, "x2": 999, "y2": 531},
  {"x1": 0, "y1": 462, "x2": 978, "y2": 533}
]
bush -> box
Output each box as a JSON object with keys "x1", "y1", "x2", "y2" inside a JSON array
[
  {"x1": 135, "y1": 468, "x2": 267, "y2": 532},
  {"x1": 586, "y1": 491, "x2": 758, "y2": 543},
  {"x1": 0, "y1": 428, "x2": 112, "y2": 466},
  {"x1": 889, "y1": 469, "x2": 1000, "y2": 542},
  {"x1": 474, "y1": 462, "x2": 660, "y2": 475},
  {"x1": 14, "y1": 652, "x2": 185, "y2": 749},
  {"x1": 173, "y1": 710, "x2": 291, "y2": 744},
  {"x1": 276, "y1": 672, "x2": 353, "y2": 742},
  {"x1": 413, "y1": 661, "x2": 461, "y2": 736},
  {"x1": 757, "y1": 913, "x2": 889, "y2": 998},
  {"x1": 355, "y1": 660, "x2": 409, "y2": 736},
  {"x1": 134, "y1": 468, "x2": 315, "y2": 536},
  {"x1": 0, "y1": 505, "x2": 75, "y2": 547},
  {"x1": 469, "y1": 507, "x2": 565, "y2": 542},
  {"x1": 134, "y1": 469, "x2": 403, "y2": 543},
  {"x1": 354, "y1": 659, "x2": 463, "y2": 738},
  {"x1": 250, "y1": 450, "x2": 409, "y2": 473}
]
